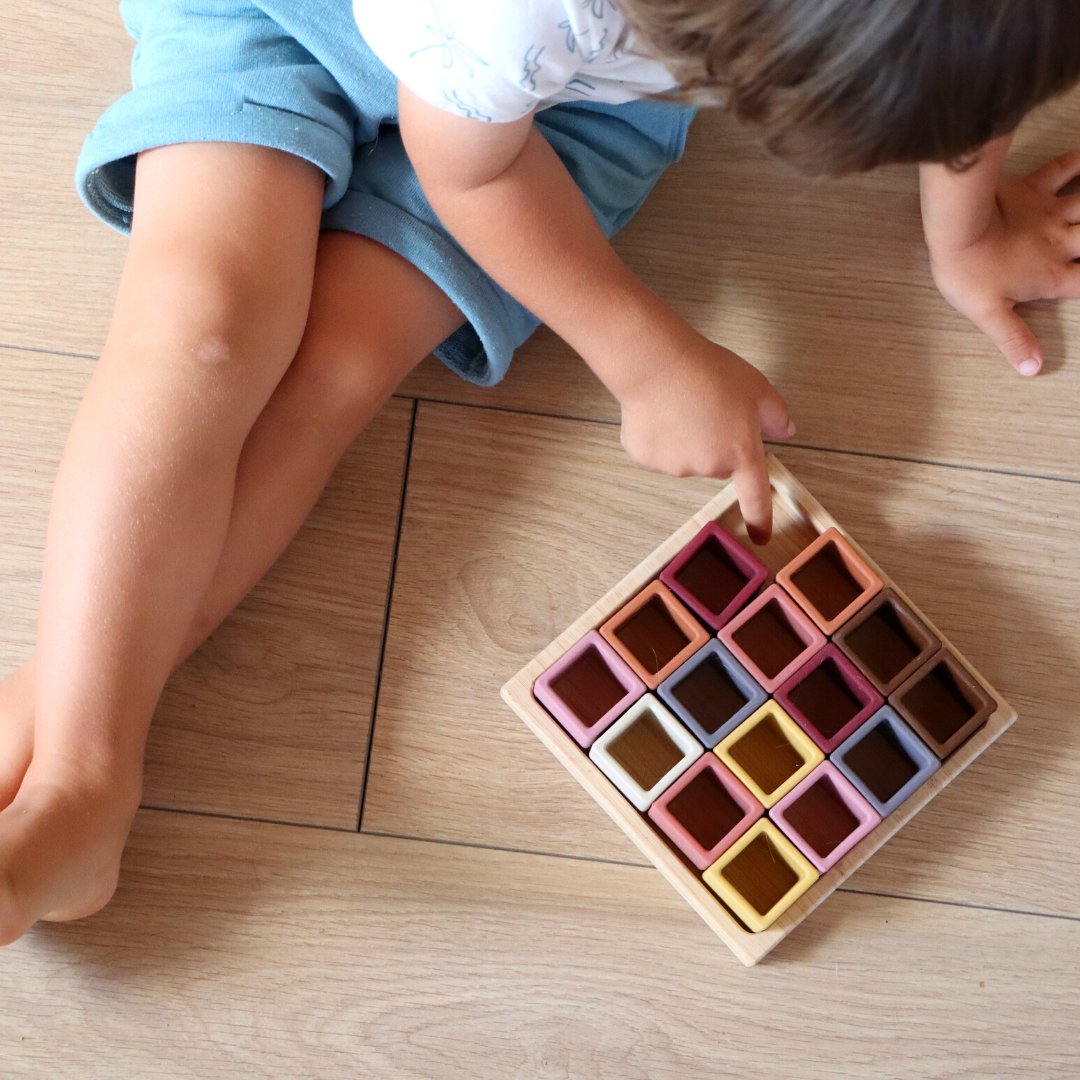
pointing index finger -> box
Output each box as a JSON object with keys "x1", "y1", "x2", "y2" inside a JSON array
[{"x1": 731, "y1": 450, "x2": 774, "y2": 547}]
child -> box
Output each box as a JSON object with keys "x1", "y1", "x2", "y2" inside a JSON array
[{"x1": 1, "y1": 0, "x2": 1078, "y2": 945}]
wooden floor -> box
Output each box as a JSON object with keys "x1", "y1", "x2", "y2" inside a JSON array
[{"x1": 2, "y1": 3, "x2": 1079, "y2": 1076}]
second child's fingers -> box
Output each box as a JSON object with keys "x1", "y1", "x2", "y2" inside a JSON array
[
  {"x1": 1032, "y1": 148, "x2": 1080, "y2": 195},
  {"x1": 973, "y1": 304, "x2": 1042, "y2": 375},
  {"x1": 731, "y1": 449, "x2": 773, "y2": 547}
]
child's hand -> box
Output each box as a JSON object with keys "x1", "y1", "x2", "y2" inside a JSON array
[
  {"x1": 923, "y1": 149, "x2": 1080, "y2": 375},
  {"x1": 617, "y1": 338, "x2": 795, "y2": 545}
]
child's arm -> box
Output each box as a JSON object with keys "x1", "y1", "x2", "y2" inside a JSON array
[
  {"x1": 920, "y1": 133, "x2": 1080, "y2": 375},
  {"x1": 397, "y1": 86, "x2": 794, "y2": 543}
]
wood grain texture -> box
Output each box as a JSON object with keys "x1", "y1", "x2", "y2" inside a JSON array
[
  {"x1": 0, "y1": 343, "x2": 412, "y2": 828},
  {"x1": 1, "y1": 810, "x2": 1077, "y2": 1079},
  {"x1": 364, "y1": 403, "x2": 1080, "y2": 918},
  {"x1": 0, "y1": 0, "x2": 129, "y2": 355},
  {"x1": 501, "y1": 455, "x2": 1018, "y2": 964}
]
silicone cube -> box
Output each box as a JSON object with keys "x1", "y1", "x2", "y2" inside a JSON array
[
  {"x1": 770, "y1": 761, "x2": 880, "y2": 873},
  {"x1": 533, "y1": 630, "x2": 646, "y2": 748},
  {"x1": 659, "y1": 521, "x2": 769, "y2": 631},
  {"x1": 600, "y1": 581, "x2": 711, "y2": 690},
  {"x1": 589, "y1": 694, "x2": 703, "y2": 811},
  {"x1": 889, "y1": 648, "x2": 996, "y2": 758},
  {"x1": 657, "y1": 639, "x2": 768, "y2": 749},
  {"x1": 648, "y1": 754, "x2": 763, "y2": 870},
  {"x1": 718, "y1": 583, "x2": 827, "y2": 693},
  {"x1": 702, "y1": 818, "x2": 819, "y2": 932},
  {"x1": 774, "y1": 643, "x2": 884, "y2": 754},
  {"x1": 832, "y1": 705, "x2": 940, "y2": 817},
  {"x1": 834, "y1": 587, "x2": 940, "y2": 697},
  {"x1": 715, "y1": 700, "x2": 825, "y2": 809},
  {"x1": 776, "y1": 527, "x2": 883, "y2": 635}
]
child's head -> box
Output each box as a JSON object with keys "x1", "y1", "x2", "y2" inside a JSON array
[{"x1": 621, "y1": 0, "x2": 1080, "y2": 174}]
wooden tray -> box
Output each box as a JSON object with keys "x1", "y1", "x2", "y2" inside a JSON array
[{"x1": 501, "y1": 455, "x2": 1018, "y2": 966}]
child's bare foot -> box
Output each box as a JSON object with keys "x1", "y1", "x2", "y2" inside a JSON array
[
  {"x1": 0, "y1": 762, "x2": 140, "y2": 945},
  {"x1": 0, "y1": 660, "x2": 36, "y2": 810}
]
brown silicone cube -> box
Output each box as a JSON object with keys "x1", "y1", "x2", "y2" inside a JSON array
[
  {"x1": 834, "y1": 588, "x2": 940, "y2": 697},
  {"x1": 889, "y1": 649, "x2": 995, "y2": 758}
]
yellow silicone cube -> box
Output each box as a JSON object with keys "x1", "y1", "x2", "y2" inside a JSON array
[
  {"x1": 702, "y1": 818, "x2": 819, "y2": 932},
  {"x1": 715, "y1": 700, "x2": 824, "y2": 808}
]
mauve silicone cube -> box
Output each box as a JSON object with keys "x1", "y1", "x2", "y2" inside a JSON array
[
  {"x1": 770, "y1": 761, "x2": 880, "y2": 873},
  {"x1": 659, "y1": 521, "x2": 769, "y2": 631},
  {"x1": 533, "y1": 631, "x2": 645, "y2": 748},
  {"x1": 657, "y1": 639, "x2": 768, "y2": 749}
]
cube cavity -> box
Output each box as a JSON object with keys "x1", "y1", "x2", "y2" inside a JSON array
[
  {"x1": 659, "y1": 521, "x2": 769, "y2": 631},
  {"x1": 774, "y1": 643, "x2": 884, "y2": 754},
  {"x1": 702, "y1": 818, "x2": 819, "y2": 933},
  {"x1": 832, "y1": 705, "x2": 939, "y2": 817},
  {"x1": 600, "y1": 581, "x2": 711, "y2": 690},
  {"x1": 589, "y1": 694, "x2": 703, "y2": 811},
  {"x1": 834, "y1": 587, "x2": 940, "y2": 697},
  {"x1": 715, "y1": 700, "x2": 825, "y2": 808},
  {"x1": 889, "y1": 649, "x2": 996, "y2": 758},
  {"x1": 776, "y1": 527, "x2": 883, "y2": 635},
  {"x1": 718, "y1": 583, "x2": 827, "y2": 693},
  {"x1": 648, "y1": 755, "x2": 763, "y2": 870},
  {"x1": 770, "y1": 761, "x2": 881, "y2": 873},
  {"x1": 657, "y1": 640, "x2": 768, "y2": 749},
  {"x1": 533, "y1": 630, "x2": 646, "y2": 748}
]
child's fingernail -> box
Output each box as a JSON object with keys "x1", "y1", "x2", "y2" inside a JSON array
[
  {"x1": 785, "y1": 420, "x2": 797, "y2": 437},
  {"x1": 1019, "y1": 359, "x2": 1040, "y2": 376}
]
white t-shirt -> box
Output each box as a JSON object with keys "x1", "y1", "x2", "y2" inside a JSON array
[{"x1": 354, "y1": 0, "x2": 677, "y2": 122}]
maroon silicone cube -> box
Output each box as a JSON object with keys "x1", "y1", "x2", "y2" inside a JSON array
[{"x1": 660, "y1": 522, "x2": 768, "y2": 631}]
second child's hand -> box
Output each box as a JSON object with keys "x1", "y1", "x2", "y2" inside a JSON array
[{"x1": 922, "y1": 138, "x2": 1080, "y2": 374}]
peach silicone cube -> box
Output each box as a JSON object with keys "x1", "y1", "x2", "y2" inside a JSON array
[
  {"x1": 776, "y1": 527, "x2": 883, "y2": 635},
  {"x1": 600, "y1": 581, "x2": 711, "y2": 690}
]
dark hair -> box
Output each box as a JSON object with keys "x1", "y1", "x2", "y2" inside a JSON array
[{"x1": 620, "y1": 0, "x2": 1080, "y2": 174}]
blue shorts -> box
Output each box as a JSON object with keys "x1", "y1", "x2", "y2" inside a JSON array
[{"x1": 76, "y1": 0, "x2": 697, "y2": 386}]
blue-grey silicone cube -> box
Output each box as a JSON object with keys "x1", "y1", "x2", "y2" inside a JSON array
[
  {"x1": 657, "y1": 639, "x2": 767, "y2": 749},
  {"x1": 831, "y1": 705, "x2": 940, "y2": 817}
]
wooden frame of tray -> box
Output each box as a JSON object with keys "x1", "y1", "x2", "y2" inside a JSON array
[{"x1": 501, "y1": 455, "x2": 1018, "y2": 966}]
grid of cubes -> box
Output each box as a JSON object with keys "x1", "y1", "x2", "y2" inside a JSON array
[{"x1": 532, "y1": 520, "x2": 995, "y2": 932}]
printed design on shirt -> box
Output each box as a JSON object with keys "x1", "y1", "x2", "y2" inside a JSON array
[
  {"x1": 565, "y1": 76, "x2": 597, "y2": 96},
  {"x1": 581, "y1": 0, "x2": 615, "y2": 18},
  {"x1": 519, "y1": 44, "x2": 545, "y2": 93},
  {"x1": 410, "y1": 2, "x2": 490, "y2": 78},
  {"x1": 442, "y1": 89, "x2": 493, "y2": 122},
  {"x1": 559, "y1": 5, "x2": 611, "y2": 62}
]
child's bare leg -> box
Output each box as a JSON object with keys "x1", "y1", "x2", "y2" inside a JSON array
[
  {"x1": 0, "y1": 141, "x2": 325, "y2": 942},
  {"x1": 0, "y1": 222, "x2": 464, "y2": 939},
  {"x1": 177, "y1": 230, "x2": 464, "y2": 656}
]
